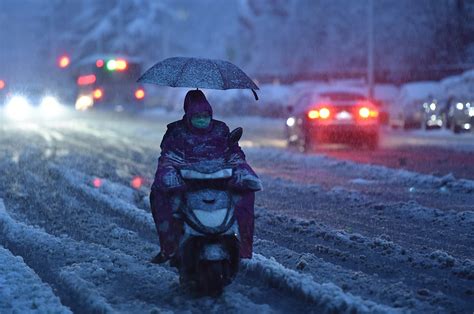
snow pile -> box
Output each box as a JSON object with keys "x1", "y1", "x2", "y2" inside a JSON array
[
  {"x1": 0, "y1": 198, "x2": 177, "y2": 313},
  {"x1": 50, "y1": 164, "x2": 156, "y2": 234},
  {"x1": 0, "y1": 200, "x2": 71, "y2": 313},
  {"x1": 242, "y1": 254, "x2": 397, "y2": 313},
  {"x1": 57, "y1": 269, "x2": 116, "y2": 313},
  {"x1": 441, "y1": 69, "x2": 474, "y2": 99},
  {"x1": 0, "y1": 246, "x2": 71, "y2": 314}
]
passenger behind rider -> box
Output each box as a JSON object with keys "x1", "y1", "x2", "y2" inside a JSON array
[{"x1": 150, "y1": 90, "x2": 261, "y2": 264}]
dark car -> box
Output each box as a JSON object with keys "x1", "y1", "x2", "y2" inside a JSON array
[
  {"x1": 421, "y1": 98, "x2": 448, "y2": 130},
  {"x1": 447, "y1": 99, "x2": 474, "y2": 133},
  {"x1": 286, "y1": 90, "x2": 380, "y2": 151},
  {"x1": 72, "y1": 54, "x2": 146, "y2": 112}
]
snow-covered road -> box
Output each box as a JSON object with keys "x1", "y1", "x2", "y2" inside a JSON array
[{"x1": 0, "y1": 111, "x2": 472, "y2": 313}]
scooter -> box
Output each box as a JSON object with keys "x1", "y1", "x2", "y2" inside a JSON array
[{"x1": 171, "y1": 129, "x2": 244, "y2": 295}]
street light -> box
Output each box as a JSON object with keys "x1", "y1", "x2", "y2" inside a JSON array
[{"x1": 367, "y1": 0, "x2": 374, "y2": 100}]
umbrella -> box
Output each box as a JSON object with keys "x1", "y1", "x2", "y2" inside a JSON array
[{"x1": 137, "y1": 57, "x2": 259, "y2": 100}]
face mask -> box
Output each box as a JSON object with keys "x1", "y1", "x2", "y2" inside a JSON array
[{"x1": 191, "y1": 114, "x2": 211, "y2": 129}]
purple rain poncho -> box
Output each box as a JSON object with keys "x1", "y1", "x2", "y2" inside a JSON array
[{"x1": 150, "y1": 90, "x2": 258, "y2": 258}]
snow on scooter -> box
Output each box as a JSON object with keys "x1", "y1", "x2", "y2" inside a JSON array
[{"x1": 170, "y1": 128, "x2": 258, "y2": 295}]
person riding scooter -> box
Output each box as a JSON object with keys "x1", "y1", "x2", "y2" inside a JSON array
[{"x1": 150, "y1": 90, "x2": 261, "y2": 264}]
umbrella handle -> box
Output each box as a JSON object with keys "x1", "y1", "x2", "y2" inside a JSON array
[{"x1": 252, "y1": 89, "x2": 259, "y2": 101}]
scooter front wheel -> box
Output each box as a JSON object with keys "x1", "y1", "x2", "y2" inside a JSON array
[{"x1": 197, "y1": 260, "x2": 231, "y2": 296}]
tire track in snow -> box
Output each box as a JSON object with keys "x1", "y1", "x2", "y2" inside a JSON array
[
  {"x1": 258, "y1": 174, "x2": 473, "y2": 259},
  {"x1": 255, "y1": 208, "x2": 474, "y2": 313},
  {"x1": 241, "y1": 254, "x2": 398, "y2": 313},
  {"x1": 50, "y1": 164, "x2": 372, "y2": 313},
  {"x1": 0, "y1": 198, "x2": 317, "y2": 313},
  {"x1": 0, "y1": 244, "x2": 71, "y2": 314},
  {"x1": 0, "y1": 198, "x2": 184, "y2": 313},
  {"x1": 0, "y1": 136, "x2": 346, "y2": 312}
]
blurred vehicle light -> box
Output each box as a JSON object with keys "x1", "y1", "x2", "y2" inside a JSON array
[
  {"x1": 96, "y1": 59, "x2": 104, "y2": 68},
  {"x1": 307, "y1": 110, "x2": 319, "y2": 119},
  {"x1": 58, "y1": 55, "x2": 70, "y2": 68},
  {"x1": 456, "y1": 102, "x2": 464, "y2": 110},
  {"x1": 286, "y1": 117, "x2": 296, "y2": 127},
  {"x1": 5, "y1": 96, "x2": 33, "y2": 121},
  {"x1": 40, "y1": 96, "x2": 64, "y2": 118},
  {"x1": 131, "y1": 176, "x2": 143, "y2": 189},
  {"x1": 0, "y1": 80, "x2": 5, "y2": 89},
  {"x1": 116, "y1": 59, "x2": 128, "y2": 71},
  {"x1": 93, "y1": 88, "x2": 103, "y2": 99},
  {"x1": 359, "y1": 107, "x2": 370, "y2": 118},
  {"x1": 358, "y1": 106, "x2": 378, "y2": 119},
  {"x1": 77, "y1": 74, "x2": 96, "y2": 86},
  {"x1": 93, "y1": 178, "x2": 102, "y2": 188},
  {"x1": 106, "y1": 60, "x2": 117, "y2": 71},
  {"x1": 75, "y1": 95, "x2": 93, "y2": 111},
  {"x1": 319, "y1": 107, "x2": 331, "y2": 119},
  {"x1": 135, "y1": 88, "x2": 145, "y2": 100},
  {"x1": 307, "y1": 107, "x2": 331, "y2": 120}
]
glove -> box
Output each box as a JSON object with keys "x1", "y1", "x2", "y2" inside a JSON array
[
  {"x1": 229, "y1": 170, "x2": 262, "y2": 191},
  {"x1": 241, "y1": 174, "x2": 263, "y2": 191}
]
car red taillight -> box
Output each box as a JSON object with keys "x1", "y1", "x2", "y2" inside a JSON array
[
  {"x1": 319, "y1": 107, "x2": 331, "y2": 119},
  {"x1": 307, "y1": 107, "x2": 331, "y2": 120},
  {"x1": 77, "y1": 74, "x2": 96, "y2": 86},
  {"x1": 308, "y1": 110, "x2": 319, "y2": 119},
  {"x1": 358, "y1": 105, "x2": 378, "y2": 119}
]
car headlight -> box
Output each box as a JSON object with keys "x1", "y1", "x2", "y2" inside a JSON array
[
  {"x1": 75, "y1": 95, "x2": 93, "y2": 111},
  {"x1": 40, "y1": 96, "x2": 64, "y2": 118},
  {"x1": 5, "y1": 96, "x2": 33, "y2": 121},
  {"x1": 286, "y1": 117, "x2": 296, "y2": 127}
]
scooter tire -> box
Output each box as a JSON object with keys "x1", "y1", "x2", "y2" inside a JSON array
[{"x1": 197, "y1": 260, "x2": 229, "y2": 296}]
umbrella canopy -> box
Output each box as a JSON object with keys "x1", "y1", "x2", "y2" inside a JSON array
[{"x1": 137, "y1": 57, "x2": 259, "y2": 100}]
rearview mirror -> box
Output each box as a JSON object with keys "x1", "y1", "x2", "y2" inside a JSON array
[{"x1": 228, "y1": 127, "x2": 243, "y2": 145}]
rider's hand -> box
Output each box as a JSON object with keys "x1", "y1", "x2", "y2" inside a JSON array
[{"x1": 229, "y1": 171, "x2": 262, "y2": 191}]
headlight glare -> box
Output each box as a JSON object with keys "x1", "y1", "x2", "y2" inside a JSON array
[
  {"x1": 40, "y1": 96, "x2": 63, "y2": 118},
  {"x1": 5, "y1": 96, "x2": 33, "y2": 121}
]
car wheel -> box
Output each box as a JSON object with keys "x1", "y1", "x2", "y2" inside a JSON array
[
  {"x1": 450, "y1": 121, "x2": 461, "y2": 134},
  {"x1": 299, "y1": 132, "x2": 314, "y2": 153}
]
